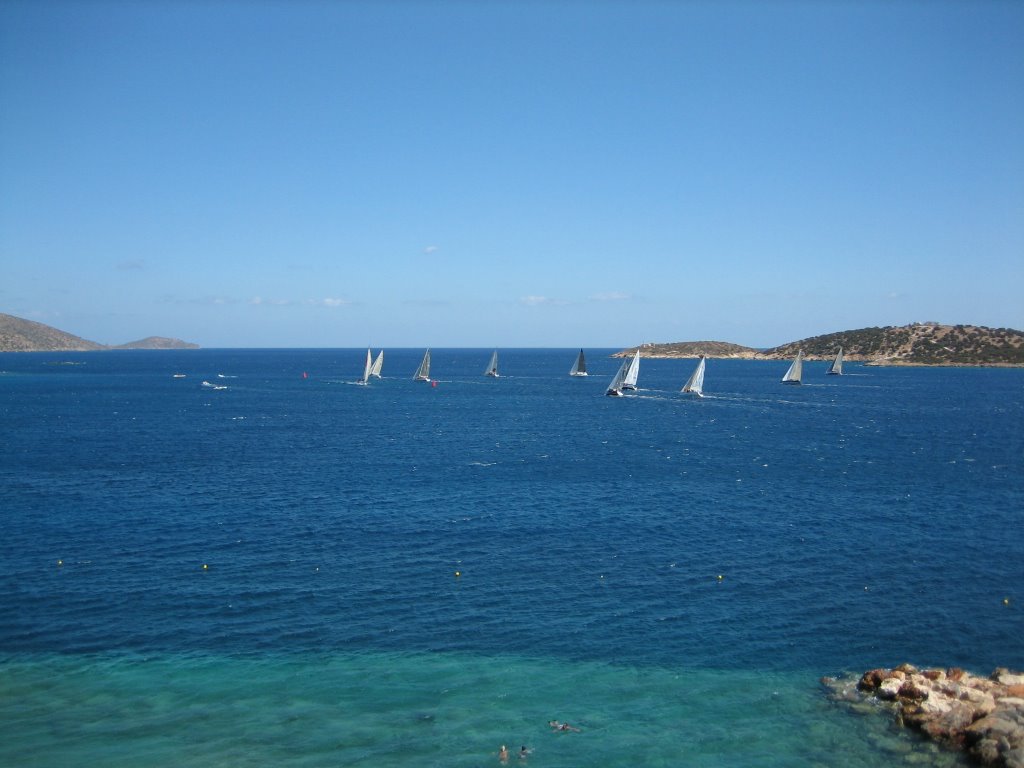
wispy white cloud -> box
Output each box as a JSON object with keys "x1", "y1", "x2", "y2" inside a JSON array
[
  {"x1": 159, "y1": 295, "x2": 237, "y2": 306},
  {"x1": 116, "y1": 259, "x2": 146, "y2": 271},
  {"x1": 519, "y1": 295, "x2": 568, "y2": 307},
  {"x1": 423, "y1": 245, "x2": 439, "y2": 254},
  {"x1": 589, "y1": 291, "x2": 632, "y2": 302},
  {"x1": 161, "y1": 294, "x2": 349, "y2": 308},
  {"x1": 249, "y1": 296, "x2": 351, "y2": 308},
  {"x1": 310, "y1": 298, "x2": 350, "y2": 307}
]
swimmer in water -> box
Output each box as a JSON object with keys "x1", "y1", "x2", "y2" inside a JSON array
[
  {"x1": 548, "y1": 720, "x2": 581, "y2": 732},
  {"x1": 498, "y1": 744, "x2": 509, "y2": 763}
]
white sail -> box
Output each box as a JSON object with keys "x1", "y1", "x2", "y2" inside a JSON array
[
  {"x1": 606, "y1": 356, "x2": 630, "y2": 397},
  {"x1": 569, "y1": 348, "x2": 587, "y2": 376},
  {"x1": 622, "y1": 348, "x2": 640, "y2": 390},
  {"x1": 782, "y1": 349, "x2": 803, "y2": 384},
  {"x1": 681, "y1": 355, "x2": 706, "y2": 397},
  {"x1": 827, "y1": 347, "x2": 843, "y2": 376},
  {"x1": 484, "y1": 350, "x2": 499, "y2": 377},
  {"x1": 357, "y1": 348, "x2": 372, "y2": 385},
  {"x1": 370, "y1": 350, "x2": 384, "y2": 378},
  {"x1": 413, "y1": 349, "x2": 431, "y2": 381}
]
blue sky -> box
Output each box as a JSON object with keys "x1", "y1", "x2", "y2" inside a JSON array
[{"x1": 2, "y1": 0, "x2": 1022, "y2": 348}]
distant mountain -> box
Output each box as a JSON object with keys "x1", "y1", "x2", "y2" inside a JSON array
[
  {"x1": 0, "y1": 312, "x2": 198, "y2": 352},
  {"x1": 760, "y1": 324, "x2": 1024, "y2": 366},
  {"x1": 113, "y1": 336, "x2": 199, "y2": 350}
]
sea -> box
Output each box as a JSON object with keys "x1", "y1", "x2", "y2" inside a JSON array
[{"x1": 1, "y1": 348, "x2": 1021, "y2": 767}]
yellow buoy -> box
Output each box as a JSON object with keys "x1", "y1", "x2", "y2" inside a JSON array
[
  {"x1": 1004, "y1": 598, "x2": 1011, "y2": 606},
  {"x1": 717, "y1": 574, "x2": 724, "y2": 581},
  {"x1": 202, "y1": 564, "x2": 208, "y2": 570},
  {"x1": 57, "y1": 559, "x2": 63, "y2": 566},
  {"x1": 454, "y1": 571, "x2": 461, "y2": 577}
]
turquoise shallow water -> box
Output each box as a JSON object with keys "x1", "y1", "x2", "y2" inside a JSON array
[
  {"x1": 1, "y1": 348, "x2": 1021, "y2": 766},
  {"x1": 0, "y1": 652, "x2": 965, "y2": 767}
]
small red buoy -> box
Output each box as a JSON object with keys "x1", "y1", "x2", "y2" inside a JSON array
[
  {"x1": 431, "y1": 380, "x2": 437, "y2": 388},
  {"x1": 302, "y1": 372, "x2": 308, "y2": 379}
]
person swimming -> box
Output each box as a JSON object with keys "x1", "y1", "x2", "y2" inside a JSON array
[
  {"x1": 548, "y1": 720, "x2": 581, "y2": 732},
  {"x1": 498, "y1": 744, "x2": 509, "y2": 763}
]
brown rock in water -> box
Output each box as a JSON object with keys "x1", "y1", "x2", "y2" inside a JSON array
[
  {"x1": 898, "y1": 680, "x2": 930, "y2": 702},
  {"x1": 920, "y1": 700, "x2": 977, "y2": 749},
  {"x1": 858, "y1": 668, "x2": 887, "y2": 691},
  {"x1": 831, "y1": 664, "x2": 1024, "y2": 767}
]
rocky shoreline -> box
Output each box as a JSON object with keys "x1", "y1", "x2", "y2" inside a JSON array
[{"x1": 822, "y1": 665, "x2": 1024, "y2": 767}]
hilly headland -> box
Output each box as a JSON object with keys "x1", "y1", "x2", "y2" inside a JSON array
[
  {"x1": 3, "y1": 313, "x2": 1022, "y2": 365},
  {"x1": 618, "y1": 323, "x2": 1024, "y2": 367},
  {"x1": 0, "y1": 313, "x2": 198, "y2": 352}
]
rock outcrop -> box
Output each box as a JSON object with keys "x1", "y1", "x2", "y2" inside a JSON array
[{"x1": 823, "y1": 664, "x2": 1024, "y2": 767}]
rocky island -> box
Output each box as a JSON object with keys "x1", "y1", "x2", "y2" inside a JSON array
[
  {"x1": 0, "y1": 313, "x2": 197, "y2": 352},
  {"x1": 823, "y1": 665, "x2": 1024, "y2": 766},
  {"x1": 616, "y1": 323, "x2": 1024, "y2": 367}
]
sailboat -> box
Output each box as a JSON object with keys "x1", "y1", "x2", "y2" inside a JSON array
[
  {"x1": 413, "y1": 349, "x2": 431, "y2": 382},
  {"x1": 370, "y1": 350, "x2": 384, "y2": 378},
  {"x1": 827, "y1": 347, "x2": 843, "y2": 376},
  {"x1": 781, "y1": 350, "x2": 803, "y2": 385},
  {"x1": 622, "y1": 348, "x2": 640, "y2": 391},
  {"x1": 357, "y1": 348, "x2": 372, "y2": 385},
  {"x1": 569, "y1": 349, "x2": 587, "y2": 377},
  {"x1": 484, "y1": 350, "x2": 499, "y2": 377},
  {"x1": 681, "y1": 355, "x2": 706, "y2": 397},
  {"x1": 606, "y1": 356, "x2": 630, "y2": 397}
]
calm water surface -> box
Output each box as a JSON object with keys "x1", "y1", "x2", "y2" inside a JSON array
[{"x1": 2, "y1": 349, "x2": 1021, "y2": 766}]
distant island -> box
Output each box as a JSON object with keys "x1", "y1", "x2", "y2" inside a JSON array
[
  {"x1": 0, "y1": 312, "x2": 198, "y2": 352},
  {"x1": 4, "y1": 312, "x2": 1022, "y2": 365},
  {"x1": 617, "y1": 323, "x2": 1024, "y2": 367}
]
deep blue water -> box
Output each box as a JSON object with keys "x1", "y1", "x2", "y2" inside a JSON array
[{"x1": 1, "y1": 349, "x2": 1021, "y2": 767}]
